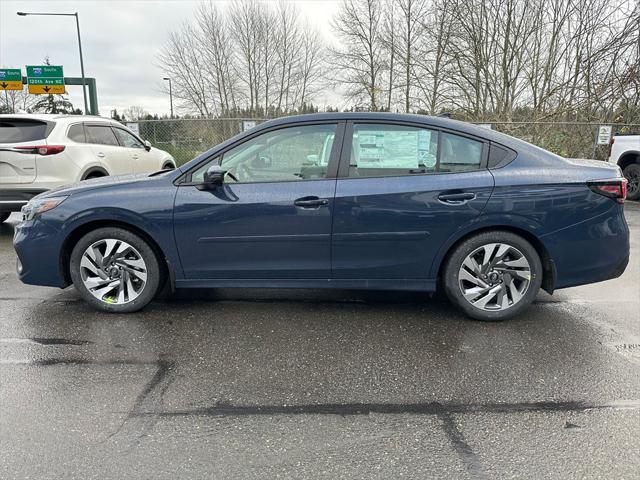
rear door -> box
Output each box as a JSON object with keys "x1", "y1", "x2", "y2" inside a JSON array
[
  {"x1": 0, "y1": 118, "x2": 52, "y2": 184},
  {"x1": 332, "y1": 121, "x2": 494, "y2": 280},
  {"x1": 85, "y1": 124, "x2": 132, "y2": 175}
]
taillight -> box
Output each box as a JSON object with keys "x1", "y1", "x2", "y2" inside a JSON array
[
  {"x1": 587, "y1": 179, "x2": 628, "y2": 204},
  {"x1": 14, "y1": 145, "x2": 65, "y2": 156}
]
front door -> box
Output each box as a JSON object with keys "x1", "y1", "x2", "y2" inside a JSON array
[
  {"x1": 113, "y1": 127, "x2": 152, "y2": 173},
  {"x1": 332, "y1": 122, "x2": 494, "y2": 279},
  {"x1": 85, "y1": 124, "x2": 132, "y2": 175},
  {"x1": 174, "y1": 122, "x2": 343, "y2": 280}
]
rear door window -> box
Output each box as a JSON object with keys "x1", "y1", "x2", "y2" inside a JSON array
[
  {"x1": 346, "y1": 124, "x2": 484, "y2": 178},
  {"x1": 439, "y1": 132, "x2": 483, "y2": 172},
  {"x1": 0, "y1": 119, "x2": 50, "y2": 143},
  {"x1": 67, "y1": 124, "x2": 86, "y2": 143},
  {"x1": 86, "y1": 125, "x2": 119, "y2": 146},
  {"x1": 348, "y1": 124, "x2": 439, "y2": 177}
]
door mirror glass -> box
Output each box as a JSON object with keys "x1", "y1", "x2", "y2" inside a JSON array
[
  {"x1": 144, "y1": 140, "x2": 152, "y2": 152},
  {"x1": 251, "y1": 155, "x2": 272, "y2": 169}
]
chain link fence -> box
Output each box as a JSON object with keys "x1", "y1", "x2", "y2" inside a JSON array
[{"x1": 129, "y1": 118, "x2": 640, "y2": 167}]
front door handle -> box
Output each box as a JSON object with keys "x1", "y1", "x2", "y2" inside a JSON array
[
  {"x1": 132, "y1": 154, "x2": 139, "y2": 160},
  {"x1": 294, "y1": 196, "x2": 329, "y2": 208},
  {"x1": 438, "y1": 192, "x2": 476, "y2": 204},
  {"x1": 96, "y1": 152, "x2": 105, "y2": 158}
]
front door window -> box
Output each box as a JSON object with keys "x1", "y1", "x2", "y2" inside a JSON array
[{"x1": 192, "y1": 124, "x2": 337, "y2": 184}]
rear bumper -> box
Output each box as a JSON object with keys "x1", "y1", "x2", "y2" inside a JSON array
[
  {"x1": 541, "y1": 204, "x2": 630, "y2": 289},
  {"x1": 0, "y1": 188, "x2": 48, "y2": 213}
]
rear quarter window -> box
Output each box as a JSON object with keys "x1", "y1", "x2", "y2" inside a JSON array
[
  {"x1": 0, "y1": 119, "x2": 51, "y2": 143},
  {"x1": 67, "y1": 124, "x2": 86, "y2": 143},
  {"x1": 488, "y1": 144, "x2": 517, "y2": 168}
]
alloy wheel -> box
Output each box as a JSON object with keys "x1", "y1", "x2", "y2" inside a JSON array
[
  {"x1": 458, "y1": 243, "x2": 532, "y2": 311},
  {"x1": 626, "y1": 170, "x2": 639, "y2": 197},
  {"x1": 79, "y1": 239, "x2": 148, "y2": 304}
]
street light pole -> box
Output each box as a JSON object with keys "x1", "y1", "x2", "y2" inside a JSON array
[
  {"x1": 163, "y1": 77, "x2": 174, "y2": 119},
  {"x1": 17, "y1": 11, "x2": 90, "y2": 115}
]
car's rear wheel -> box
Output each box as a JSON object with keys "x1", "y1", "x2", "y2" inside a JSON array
[
  {"x1": 69, "y1": 227, "x2": 161, "y2": 313},
  {"x1": 623, "y1": 163, "x2": 640, "y2": 200},
  {"x1": 0, "y1": 212, "x2": 10, "y2": 223},
  {"x1": 443, "y1": 231, "x2": 542, "y2": 321}
]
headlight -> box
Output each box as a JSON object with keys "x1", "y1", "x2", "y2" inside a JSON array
[{"x1": 21, "y1": 196, "x2": 68, "y2": 221}]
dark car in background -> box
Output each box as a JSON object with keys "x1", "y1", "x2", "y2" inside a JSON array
[{"x1": 12, "y1": 113, "x2": 629, "y2": 321}]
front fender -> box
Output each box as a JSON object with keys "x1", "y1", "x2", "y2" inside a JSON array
[{"x1": 53, "y1": 181, "x2": 182, "y2": 280}]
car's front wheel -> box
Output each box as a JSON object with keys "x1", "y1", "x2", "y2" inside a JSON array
[
  {"x1": 69, "y1": 227, "x2": 161, "y2": 313},
  {"x1": 443, "y1": 231, "x2": 542, "y2": 321}
]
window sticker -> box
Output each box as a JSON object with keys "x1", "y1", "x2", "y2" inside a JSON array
[
  {"x1": 355, "y1": 129, "x2": 435, "y2": 169},
  {"x1": 418, "y1": 129, "x2": 437, "y2": 168}
]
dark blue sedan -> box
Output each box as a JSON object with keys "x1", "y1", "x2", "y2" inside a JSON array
[{"x1": 13, "y1": 113, "x2": 629, "y2": 320}]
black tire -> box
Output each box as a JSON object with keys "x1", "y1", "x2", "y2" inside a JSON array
[
  {"x1": 0, "y1": 212, "x2": 10, "y2": 223},
  {"x1": 162, "y1": 162, "x2": 176, "y2": 170},
  {"x1": 623, "y1": 163, "x2": 640, "y2": 201},
  {"x1": 443, "y1": 231, "x2": 543, "y2": 321},
  {"x1": 69, "y1": 227, "x2": 162, "y2": 313},
  {"x1": 84, "y1": 173, "x2": 106, "y2": 180}
]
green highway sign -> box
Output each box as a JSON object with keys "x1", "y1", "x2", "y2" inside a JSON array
[
  {"x1": 0, "y1": 69, "x2": 23, "y2": 90},
  {"x1": 26, "y1": 65, "x2": 65, "y2": 94}
]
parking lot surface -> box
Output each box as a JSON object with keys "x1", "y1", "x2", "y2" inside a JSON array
[{"x1": 1, "y1": 204, "x2": 639, "y2": 479}]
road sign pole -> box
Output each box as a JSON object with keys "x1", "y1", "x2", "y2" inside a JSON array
[{"x1": 74, "y1": 13, "x2": 89, "y2": 115}]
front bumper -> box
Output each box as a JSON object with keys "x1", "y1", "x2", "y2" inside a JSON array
[
  {"x1": 13, "y1": 217, "x2": 68, "y2": 288},
  {"x1": 0, "y1": 188, "x2": 48, "y2": 213}
]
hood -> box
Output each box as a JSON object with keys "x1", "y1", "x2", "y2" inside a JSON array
[{"x1": 36, "y1": 173, "x2": 152, "y2": 199}]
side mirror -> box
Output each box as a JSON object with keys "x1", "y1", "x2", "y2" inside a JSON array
[
  {"x1": 144, "y1": 140, "x2": 152, "y2": 152},
  {"x1": 199, "y1": 165, "x2": 226, "y2": 190}
]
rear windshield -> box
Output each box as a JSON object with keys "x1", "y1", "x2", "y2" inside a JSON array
[{"x1": 0, "y1": 119, "x2": 51, "y2": 143}]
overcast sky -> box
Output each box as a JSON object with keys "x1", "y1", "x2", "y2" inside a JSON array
[{"x1": 0, "y1": 0, "x2": 340, "y2": 117}]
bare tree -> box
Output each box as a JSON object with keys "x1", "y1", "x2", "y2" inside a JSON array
[
  {"x1": 196, "y1": 1, "x2": 239, "y2": 115},
  {"x1": 392, "y1": 0, "x2": 428, "y2": 112},
  {"x1": 331, "y1": 0, "x2": 386, "y2": 110},
  {"x1": 0, "y1": 88, "x2": 38, "y2": 113},
  {"x1": 123, "y1": 105, "x2": 149, "y2": 121},
  {"x1": 157, "y1": 25, "x2": 213, "y2": 116}
]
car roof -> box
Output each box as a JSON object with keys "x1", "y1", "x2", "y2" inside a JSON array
[{"x1": 0, "y1": 113, "x2": 115, "y2": 124}]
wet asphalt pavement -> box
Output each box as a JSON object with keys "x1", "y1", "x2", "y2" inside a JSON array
[{"x1": 1, "y1": 205, "x2": 639, "y2": 479}]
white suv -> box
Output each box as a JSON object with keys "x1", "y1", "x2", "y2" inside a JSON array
[{"x1": 0, "y1": 114, "x2": 176, "y2": 222}]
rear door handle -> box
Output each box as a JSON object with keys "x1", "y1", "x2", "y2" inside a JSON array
[
  {"x1": 294, "y1": 196, "x2": 329, "y2": 208},
  {"x1": 438, "y1": 192, "x2": 476, "y2": 204},
  {"x1": 96, "y1": 152, "x2": 105, "y2": 158}
]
